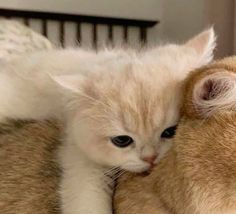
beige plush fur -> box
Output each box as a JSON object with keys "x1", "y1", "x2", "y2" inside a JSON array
[
  {"x1": 0, "y1": 120, "x2": 61, "y2": 214},
  {"x1": 114, "y1": 56, "x2": 236, "y2": 214}
]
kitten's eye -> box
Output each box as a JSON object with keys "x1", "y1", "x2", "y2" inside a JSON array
[
  {"x1": 161, "y1": 125, "x2": 177, "y2": 139},
  {"x1": 111, "y1": 135, "x2": 134, "y2": 148}
]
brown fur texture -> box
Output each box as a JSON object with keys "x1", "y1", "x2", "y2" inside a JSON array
[
  {"x1": 114, "y1": 56, "x2": 236, "y2": 214},
  {"x1": 0, "y1": 120, "x2": 61, "y2": 214}
]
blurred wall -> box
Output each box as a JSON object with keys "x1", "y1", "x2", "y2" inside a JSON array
[
  {"x1": 159, "y1": 0, "x2": 205, "y2": 42},
  {"x1": 204, "y1": 0, "x2": 234, "y2": 58},
  {"x1": 157, "y1": 0, "x2": 234, "y2": 58},
  {"x1": 0, "y1": 0, "x2": 234, "y2": 57},
  {"x1": 0, "y1": 0, "x2": 162, "y2": 47},
  {"x1": 0, "y1": 0, "x2": 161, "y2": 20}
]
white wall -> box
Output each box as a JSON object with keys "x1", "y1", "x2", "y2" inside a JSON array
[
  {"x1": 160, "y1": 0, "x2": 205, "y2": 42},
  {"x1": 0, "y1": 0, "x2": 233, "y2": 57},
  {"x1": 0, "y1": 0, "x2": 205, "y2": 45},
  {"x1": 153, "y1": 0, "x2": 234, "y2": 58},
  {"x1": 204, "y1": 0, "x2": 234, "y2": 58},
  {"x1": 0, "y1": 0, "x2": 161, "y2": 20},
  {"x1": 0, "y1": 0, "x2": 162, "y2": 47}
]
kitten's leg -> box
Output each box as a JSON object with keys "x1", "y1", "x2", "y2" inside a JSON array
[
  {"x1": 60, "y1": 144, "x2": 113, "y2": 214},
  {"x1": 0, "y1": 71, "x2": 62, "y2": 122}
]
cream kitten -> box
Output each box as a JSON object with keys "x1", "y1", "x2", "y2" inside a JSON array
[{"x1": 0, "y1": 29, "x2": 215, "y2": 214}]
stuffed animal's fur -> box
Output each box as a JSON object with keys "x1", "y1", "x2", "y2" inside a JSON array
[{"x1": 0, "y1": 120, "x2": 61, "y2": 214}]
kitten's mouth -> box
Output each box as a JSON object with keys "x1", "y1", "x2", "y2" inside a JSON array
[
  {"x1": 142, "y1": 164, "x2": 156, "y2": 175},
  {"x1": 140, "y1": 170, "x2": 152, "y2": 176},
  {"x1": 130, "y1": 165, "x2": 155, "y2": 177},
  {"x1": 122, "y1": 163, "x2": 154, "y2": 174}
]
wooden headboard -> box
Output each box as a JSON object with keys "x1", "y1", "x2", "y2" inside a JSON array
[{"x1": 0, "y1": 8, "x2": 158, "y2": 49}]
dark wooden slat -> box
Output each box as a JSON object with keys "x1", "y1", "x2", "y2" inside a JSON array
[
  {"x1": 140, "y1": 27, "x2": 147, "y2": 44},
  {"x1": 23, "y1": 17, "x2": 29, "y2": 26},
  {"x1": 123, "y1": 26, "x2": 128, "y2": 43},
  {"x1": 0, "y1": 8, "x2": 158, "y2": 28},
  {"x1": 60, "y1": 21, "x2": 65, "y2": 47},
  {"x1": 92, "y1": 23, "x2": 97, "y2": 49},
  {"x1": 108, "y1": 25, "x2": 113, "y2": 45},
  {"x1": 42, "y1": 19, "x2": 47, "y2": 37},
  {"x1": 76, "y1": 22, "x2": 81, "y2": 45}
]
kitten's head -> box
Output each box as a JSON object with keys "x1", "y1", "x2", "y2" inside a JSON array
[{"x1": 53, "y1": 29, "x2": 216, "y2": 172}]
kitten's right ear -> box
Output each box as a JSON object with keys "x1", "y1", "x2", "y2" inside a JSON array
[
  {"x1": 192, "y1": 71, "x2": 236, "y2": 117},
  {"x1": 184, "y1": 28, "x2": 216, "y2": 68}
]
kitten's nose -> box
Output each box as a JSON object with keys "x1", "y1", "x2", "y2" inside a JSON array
[{"x1": 142, "y1": 155, "x2": 157, "y2": 165}]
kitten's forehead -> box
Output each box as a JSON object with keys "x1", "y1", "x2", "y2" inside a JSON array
[
  {"x1": 79, "y1": 46, "x2": 189, "y2": 135},
  {"x1": 83, "y1": 63, "x2": 182, "y2": 136},
  {"x1": 115, "y1": 79, "x2": 180, "y2": 134}
]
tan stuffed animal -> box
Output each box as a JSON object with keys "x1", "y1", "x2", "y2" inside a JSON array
[{"x1": 114, "y1": 56, "x2": 236, "y2": 214}]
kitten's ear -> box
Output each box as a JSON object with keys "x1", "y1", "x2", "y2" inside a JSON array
[
  {"x1": 193, "y1": 71, "x2": 236, "y2": 117},
  {"x1": 50, "y1": 74, "x2": 85, "y2": 93},
  {"x1": 185, "y1": 28, "x2": 216, "y2": 67}
]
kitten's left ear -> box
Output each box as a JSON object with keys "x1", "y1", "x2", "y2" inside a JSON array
[
  {"x1": 184, "y1": 28, "x2": 216, "y2": 67},
  {"x1": 50, "y1": 74, "x2": 85, "y2": 93}
]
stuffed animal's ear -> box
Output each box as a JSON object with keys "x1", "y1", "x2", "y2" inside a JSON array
[
  {"x1": 193, "y1": 71, "x2": 236, "y2": 117},
  {"x1": 184, "y1": 28, "x2": 216, "y2": 67}
]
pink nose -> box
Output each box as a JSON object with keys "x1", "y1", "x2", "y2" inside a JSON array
[{"x1": 142, "y1": 155, "x2": 157, "y2": 164}]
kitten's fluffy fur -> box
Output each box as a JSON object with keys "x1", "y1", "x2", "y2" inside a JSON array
[
  {"x1": 114, "y1": 56, "x2": 236, "y2": 214},
  {"x1": 0, "y1": 29, "x2": 215, "y2": 213}
]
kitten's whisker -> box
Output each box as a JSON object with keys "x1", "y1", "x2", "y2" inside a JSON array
[
  {"x1": 112, "y1": 170, "x2": 126, "y2": 180},
  {"x1": 104, "y1": 170, "x2": 126, "y2": 186},
  {"x1": 77, "y1": 90, "x2": 111, "y2": 110},
  {"x1": 104, "y1": 166, "x2": 121, "y2": 176}
]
